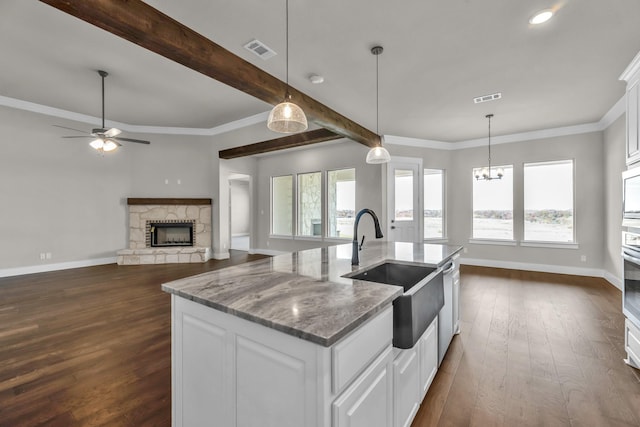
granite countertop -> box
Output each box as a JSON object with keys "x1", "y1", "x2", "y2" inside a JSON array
[{"x1": 162, "y1": 241, "x2": 462, "y2": 347}]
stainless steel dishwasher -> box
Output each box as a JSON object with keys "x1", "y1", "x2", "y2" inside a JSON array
[{"x1": 438, "y1": 260, "x2": 456, "y2": 365}]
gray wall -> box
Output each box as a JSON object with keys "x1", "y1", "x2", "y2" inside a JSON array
[
  {"x1": 604, "y1": 115, "x2": 626, "y2": 281},
  {"x1": 449, "y1": 132, "x2": 605, "y2": 270},
  {"x1": 0, "y1": 104, "x2": 625, "y2": 283},
  {"x1": 0, "y1": 107, "x2": 214, "y2": 270},
  {"x1": 255, "y1": 140, "x2": 383, "y2": 253}
]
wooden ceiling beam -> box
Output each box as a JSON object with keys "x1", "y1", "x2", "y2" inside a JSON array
[
  {"x1": 219, "y1": 128, "x2": 342, "y2": 159},
  {"x1": 39, "y1": 0, "x2": 380, "y2": 149}
]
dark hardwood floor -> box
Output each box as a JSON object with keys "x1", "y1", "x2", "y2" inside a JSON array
[
  {"x1": 1, "y1": 258, "x2": 639, "y2": 426},
  {"x1": 0, "y1": 251, "x2": 268, "y2": 427},
  {"x1": 414, "y1": 266, "x2": 640, "y2": 427}
]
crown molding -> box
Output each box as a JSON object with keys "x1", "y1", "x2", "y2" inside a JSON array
[
  {"x1": 386, "y1": 95, "x2": 626, "y2": 150},
  {"x1": 0, "y1": 95, "x2": 269, "y2": 137},
  {"x1": 620, "y1": 50, "x2": 640, "y2": 83},
  {"x1": 0, "y1": 92, "x2": 626, "y2": 149}
]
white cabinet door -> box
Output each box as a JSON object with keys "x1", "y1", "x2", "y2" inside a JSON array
[
  {"x1": 628, "y1": 81, "x2": 640, "y2": 165},
  {"x1": 177, "y1": 311, "x2": 232, "y2": 427},
  {"x1": 236, "y1": 336, "x2": 308, "y2": 427},
  {"x1": 333, "y1": 346, "x2": 393, "y2": 427},
  {"x1": 419, "y1": 317, "x2": 438, "y2": 400},
  {"x1": 393, "y1": 347, "x2": 421, "y2": 427}
]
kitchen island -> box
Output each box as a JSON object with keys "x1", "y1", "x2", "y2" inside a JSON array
[{"x1": 162, "y1": 241, "x2": 462, "y2": 427}]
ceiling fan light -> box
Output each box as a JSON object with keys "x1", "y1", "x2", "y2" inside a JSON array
[
  {"x1": 529, "y1": 9, "x2": 553, "y2": 25},
  {"x1": 366, "y1": 145, "x2": 391, "y2": 164},
  {"x1": 90, "y1": 138, "x2": 104, "y2": 150},
  {"x1": 267, "y1": 101, "x2": 308, "y2": 133},
  {"x1": 104, "y1": 128, "x2": 122, "y2": 138},
  {"x1": 103, "y1": 140, "x2": 119, "y2": 152}
]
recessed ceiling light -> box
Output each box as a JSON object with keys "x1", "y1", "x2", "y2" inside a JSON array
[{"x1": 529, "y1": 9, "x2": 554, "y2": 25}]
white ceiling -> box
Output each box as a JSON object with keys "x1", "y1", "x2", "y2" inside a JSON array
[{"x1": 2, "y1": 0, "x2": 640, "y2": 143}]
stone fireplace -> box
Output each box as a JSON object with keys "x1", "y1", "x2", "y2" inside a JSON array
[{"x1": 117, "y1": 198, "x2": 212, "y2": 265}]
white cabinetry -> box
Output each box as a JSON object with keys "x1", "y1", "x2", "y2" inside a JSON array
[
  {"x1": 332, "y1": 347, "x2": 393, "y2": 427},
  {"x1": 621, "y1": 51, "x2": 640, "y2": 165},
  {"x1": 392, "y1": 316, "x2": 439, "y2": 427},
  {"x1": 172, "y1": 295, "x2": 394, "y2": 427},
  {"x1": 419, "y1": 317, "x2": 438, "y2": 400},
  {"x1": 393, "y1": 347, "x2": 420, "y2": 427},
  {"x1": 625, "y1": 318, "x2": 640, "y2": 369}
]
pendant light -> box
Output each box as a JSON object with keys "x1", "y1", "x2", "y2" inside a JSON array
[
  {"x1": 474, "y1": 114, "x2": 504, "y2": 181},
  {"x1": 366, "y1": 46, "x2": 391, "y2": 164},
  {"x1": 267, "y1": 0, "x2": 308, "y2": 133}
]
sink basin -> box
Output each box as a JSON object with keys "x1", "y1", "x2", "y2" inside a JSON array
[
  {"x1": 344, "y1": 261, "x2": 444, "y2": 349},
  {"x1": 347, "y1": 262, "x2": 436, "y2": 291}
]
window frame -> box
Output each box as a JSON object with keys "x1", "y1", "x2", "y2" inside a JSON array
[
  {"x1": 522, "y1": 159, "x2": 576, "y2": 245},
  {"x1": 296, "y1": 171, "x2": 323, "y2": 239},
  {"x1": 423, "y1": 168, "x2": 446, "y2": 241},
  {"x1": 326, "y1": 168, "x2": 356, "y2": 240},
  {"x1": 471, "y1": 163, "x2": 515, "y2": 242}
]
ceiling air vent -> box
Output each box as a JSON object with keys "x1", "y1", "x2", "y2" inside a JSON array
[
  {"x1": 473, "y1": 92, "x2": 502, "y2": 104},
  {"x1": 243, "y1": 39, "x2": 277, "y2": 60}
]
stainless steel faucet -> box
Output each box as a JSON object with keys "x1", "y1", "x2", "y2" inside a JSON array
[{"x1": 352, "y1": 209, "x2": 384, "y2": 265}]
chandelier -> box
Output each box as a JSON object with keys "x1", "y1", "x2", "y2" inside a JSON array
[{"x1": 474, "y1": 114, "x2": 503, "y2": 180}]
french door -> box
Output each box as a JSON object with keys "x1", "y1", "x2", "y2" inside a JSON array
[{"x1": 386, "y1": 157, "x2": 422, "y2": 242}]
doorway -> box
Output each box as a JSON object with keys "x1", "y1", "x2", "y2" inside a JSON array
[{"x1": 228, "y1": 173, "x2": 251, "y2": 251}]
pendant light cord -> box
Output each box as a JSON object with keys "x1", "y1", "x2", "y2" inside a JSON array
[
  {"x1": 101, "y1": 73, "x2": 105, "y2": 129},
  {"x1": 376, "y1": 51, "x2": 379, "y2": 136},
  {"x1": 487, "y1": 113, "x2": 493, "y2": 171},
  {"x1": 285, "y1": 0, "x2": 290, "y2": 99}
]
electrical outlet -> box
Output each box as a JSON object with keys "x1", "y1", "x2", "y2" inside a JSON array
[
  {"x1": 177, "y1": 179, "x2": 181, "y2": 185},
  {"x1": 39, "y1": 253, "x2": 46, "y2": 260},
  {"x1": 463, "y1": 247, "x2": 468, "y2": 254},
  {"x1": 164, "y1": 178, "x2": 169, "y2": 184},
  {"x1": 45, "y1": 252, "x2": 52, "y2": 260},
  {"x1": 580, "y1": 255, "x2": 587, "y2": 262}
]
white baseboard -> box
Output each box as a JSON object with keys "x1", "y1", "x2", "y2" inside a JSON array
[
  {"x1": 460, "y1": 257, "x2": 623, "y2": 290},
  {"x1": 603, "y1": 270, "x2": 623, "y2": 291},
  {"x1": 212, "y1": 251, "x2": 230, "y2": 260},
  {"x1": 0, "y1": 257, "x2": 117, "y2": 278}
]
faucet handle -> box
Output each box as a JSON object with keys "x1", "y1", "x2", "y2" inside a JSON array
[{"x1": 359, "y1": 235, "x2": 366, "y2": 250}]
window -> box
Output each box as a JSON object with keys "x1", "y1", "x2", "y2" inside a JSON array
[
  {"x1": 424, "y1": 169, "x2": 444, "y2": 239},
  {"x1": 524, "y1": 160, "x2": 574, "y2": 242},
  {"x1": 328, "y1": 168, "x2": 356, "y2": 239},
  {"x1": 472, "y1": 165, "x2": 513, "y2": 240},
  {"x1": 271, "y1": 175, "x2": 293, "y2": 235},
  {"x1": 297, "y1": 172, "x2": 322, "y2": 237}
]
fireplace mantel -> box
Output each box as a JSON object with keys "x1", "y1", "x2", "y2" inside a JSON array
[{"x1": 127, "y1": 198, "x2": 212, "y2": 206}]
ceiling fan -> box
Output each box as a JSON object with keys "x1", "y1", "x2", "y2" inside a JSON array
[{"x1": 54, "y1": 70, "x2": 150, "y2": 152}]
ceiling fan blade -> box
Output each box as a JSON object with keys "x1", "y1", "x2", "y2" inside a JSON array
[
  {"x1": 53, "y1": 124, "x2": 89, "y2": 134},
  {"x1": 113, "y1": 137, "x2": 151, "y2": 145},
  {"x1": 104, "y1": 127, "x2": 122, "y2": 138},
  {"x1": 62, "y1": 136, "x2": 94, "y2": 139}
]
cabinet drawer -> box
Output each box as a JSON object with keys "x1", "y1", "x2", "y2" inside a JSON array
[
  {"x1": 332, "y1": 306, "x2": 393, "y2": 394},
  {"x1": 626, "y1": 319, "x2": 640, "y2": 365},
  {"x1": 332, "y1": 346, "x2": 393, "y2": 427}
]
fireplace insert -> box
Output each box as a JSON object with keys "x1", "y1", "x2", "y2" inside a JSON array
[{"x1": 149, "y1": 222, "x2": 194, "y2": 247}]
